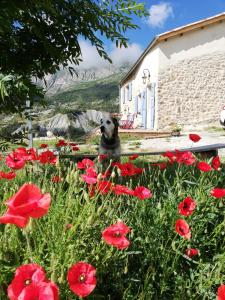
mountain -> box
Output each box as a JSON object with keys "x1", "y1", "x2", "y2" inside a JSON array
[
  {"x1": 44, "y1": 65, "x2": 128, "y2": 113},
  {"x1": 0, "y1": 65, "x2": 130, "y2": 141}
]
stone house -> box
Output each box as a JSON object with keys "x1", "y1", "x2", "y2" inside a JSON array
[{"x1": 119, "y1": 12, "x2": 225, "y2": 130}]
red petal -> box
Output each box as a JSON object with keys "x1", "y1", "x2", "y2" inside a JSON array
[
  {"x1": 0, "y1": 210, "x2": 29, "y2": 228},
  {"x1": 28, "y1": 194, "x2": 51, "y2": 218}
]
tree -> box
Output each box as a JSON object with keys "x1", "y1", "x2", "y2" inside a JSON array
[{"x1": 0, "y1": 0, "x2": 147, "y2": 113}]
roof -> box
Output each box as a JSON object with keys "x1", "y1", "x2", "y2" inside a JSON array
[{"x1": 120, "y1": 11, "x2": 225, "y2": 86}]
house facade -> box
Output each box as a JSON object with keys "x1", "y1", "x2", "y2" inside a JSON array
[{"x1": 119, "y1": 12, "x2": 225, "y2": 130}]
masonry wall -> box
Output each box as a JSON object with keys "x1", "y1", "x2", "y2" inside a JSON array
[{"x1": 157, "y1": 51, "x2": 225, "y2": 130}]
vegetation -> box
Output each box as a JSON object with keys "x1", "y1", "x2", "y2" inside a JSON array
[
  {"x1": 48, "y1": 72, "x2": 124, "y2": 112},
  {"x1": 0, "y1": 0, "x2": 147, "y2": 113},
  {"x1": 0, "y1": 143, "x2": 225, "y2": 299}
]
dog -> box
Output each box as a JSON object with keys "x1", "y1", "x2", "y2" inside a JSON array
[{"x1": 98, "y1": 116, "x2": 121, "y2": 171}]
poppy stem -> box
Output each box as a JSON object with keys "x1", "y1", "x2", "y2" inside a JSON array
[{"x1": 24, "y1": 230, "x2": 34, "y2": 262}]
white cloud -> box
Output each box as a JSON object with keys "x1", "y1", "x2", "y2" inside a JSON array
[
  {"x1": 76, "y1": 40, "x2": 143, "y2": 69},
  {"x1": 110, "y1": 43, "x2": 143, "y2": 66},
  {"x1": 76, "y1": 40, "x2": 109, "y2": 69},
  {"x1": 148, "y1": 2, "x2": 173, "y2": 28}
]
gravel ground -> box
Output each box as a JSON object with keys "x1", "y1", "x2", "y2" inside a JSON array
[{"x1": 125, "y1": 131, "x2": 225, "y2": 156}]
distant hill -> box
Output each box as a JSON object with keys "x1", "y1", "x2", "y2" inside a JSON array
[
  {"x1": 0, "y1": 66, "x2": 130, "y2": 140},
  {"x1": 45, "y1": 68, "x2": 127, "y2": 113}
]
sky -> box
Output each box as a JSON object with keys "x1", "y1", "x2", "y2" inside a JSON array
[{"x1": 78, "y1": 0, "x2": 225, "y2": 68}]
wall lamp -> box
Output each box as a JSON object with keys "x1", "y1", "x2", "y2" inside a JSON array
[{"x1": 142, "y1": 68, "x2": 151, "y2": 84}]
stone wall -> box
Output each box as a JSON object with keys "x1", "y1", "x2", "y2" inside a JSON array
[{"x1": 157, "y1": 51, "x2": 225, "y2": 130}]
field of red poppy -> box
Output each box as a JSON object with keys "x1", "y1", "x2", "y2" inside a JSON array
[{"x1": 1, "y1": 135, "x2": 225, "y2": 299}]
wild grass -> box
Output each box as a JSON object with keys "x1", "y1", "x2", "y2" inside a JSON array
[{"x1": 0, "y1": 154, "x2": 225, "y2": 299}]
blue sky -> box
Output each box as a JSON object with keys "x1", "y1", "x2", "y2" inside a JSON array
[
  {"x1": 79, "y1": 0, "x2": 225, "y2": 68},
  {"x1": 126, "y1": 0, "x2": 225, "y2": 48}
]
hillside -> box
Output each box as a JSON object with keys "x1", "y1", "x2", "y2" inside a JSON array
[
  {"x1": 46, "y1": 71, "x2": 125, "y2": 113},
  {"x1": 0, "y1": 68, "x2": 128, "y2": 141}
]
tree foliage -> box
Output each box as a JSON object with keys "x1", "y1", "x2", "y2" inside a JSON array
[
  {"x1": 1, "y1": 0, "x2": 147, "y2": 77},
  {"x1": 0, "y1": 0, "x2": 147, "y2": 113}
]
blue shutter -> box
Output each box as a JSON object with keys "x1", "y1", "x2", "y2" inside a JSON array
[
  {"x1": 122, "y1": 87, "x2": 125, "y2": 104},
  {"x1": 141, "y1": 90, "x2": 147, "y2": 129},
  {"x1": 130, "y1": 82, "x2": 132, "y2": 101},
  {"x1": 150, "y1": 83, "x2": 155, "y2": 129},
  {"x1": 134, "y1": 96, "x2": 138, "y2": 113},
  {"x1": 128, "y1": 82, "x2": 131, "y2": 101}
]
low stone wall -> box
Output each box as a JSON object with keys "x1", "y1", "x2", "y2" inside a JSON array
[{"x1": 157, "y1": 51, "x2": 225, "y2": 130}]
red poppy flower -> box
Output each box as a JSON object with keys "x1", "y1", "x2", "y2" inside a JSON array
[
  {"x1": 97, "y1": 180, "x2": 112, "y2": 194},
  {"x1": 67, "y1": 262, "x2": 97, "y2": 298},
  {"x1": 40, "y1": 143, "x2": 48, "y2": 148},
  {"x1": 135, "y1": 167, "x2": 144, "y2": 175},
  {"x1": 6, "y1": 152, "x2": 26, "y2": 170},
  {"x1": 51, "y1": 176, "x2": 62, "y2": 183},
  {"x1": 101, "y1": 170, "x2": 111, "y2": 179},
  {"x1": 13, "y1": 148, "x2": 38, "y2": 162},
  {"x1": 133, "y1": 186, "x2": 152, "y2": 200},
  {"x1": 210, "y1": 188, "x2": 225, "y2": 198},
  {"x1": 77, "y1": 159, "x2": 94, "y2": 169},
  {"x1": 86, "y1": 167, "x2": 97, "y2": 178},
  {"x1": 98, "y1": 154, "x2": 108, "y2": 161},
  {"x1": 26, "y1": 148, "x2": 39, "y2": 161},
  {"x1": 88, "y1": 185, "x2": 96, "y2": 198},
  {"x1": 218, "y1": 284, "x2": 225, "y2": 300},
  {"x1": 151, "y1": 162, "x2": 167, "y2": 170},
  {"x1": 197, "y1": 162, "x2": 212, "y2": 172},
  {"x1": 70, "y1": 142, "x2": 78, "y2": 147},
  {"x1": 175, "y1": 150, "x2": 196, "y2": 166},
  {"x1": 38, "y1": 150, "x2": 57, "y2": 165},
  {"x1": 8, "y1": 263, "x2": 46, "y2": 299},
  {"x1": 56, "y1": 139, "x2": 68, "y2": 147},
  {"x1": 111, "y1": 162, "x2": 122, "y2": 168},
  {"x1": 189, "y1": 133, "x2": 201, "y2": 143},
  {"x1": 14, "y1": 147, "x2": 27, "y2": 156},
  {"x1": 163, "y1": 151, "x2": 176, "y2": 164},
  {"x1": 0, "y1": 183, "x2": 51, "y2": 228},
  {"x1": 129, "y1": 154, "x2": 139, "y2": 161},
  {"x1": 81, "y1": 168, "x2": 98, "y2": 185},
  {"x1": 175, "y1": 219, "x2": 191, "y2": 239},
  {"x1": 72, "y1": 146, "x2": 80, "y2": 151},
  {"x1": 185, "y1": 248, "x2": 199, "y2": 258},
  {"x1": 15, "y1": 281, "x2": 59, "y2": 300},
  {"x1": 116, "y1": 162, "x2": 143, "y2": 177},
  {"x1": 102, "y1": 221, "x2": 131, "y2": 250},
  {"x1": 7, "y1": 263, "x2": 59, "y2": 300},
  {"x1": 112, "y1": 185, "x2": 134, "y2": 196},
  {"x1": 212, "y1": 156, "x2": 221, "y2": 170},
  {"x1": 178, "y1": 197, "x2": 196, "y2": 216},
  {"x1": 81, "y1": 174, "x2": 97, "y2": 185},
  {"x1": 13, "y1": 148, "x2": 38, "y2": 161},
  {"x1": 0, "y1": 171, "x2": 16, "y2": 180}
]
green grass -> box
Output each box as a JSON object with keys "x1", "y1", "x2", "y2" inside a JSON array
[
  {"x1": 205, "y1": 126, "x2": 225, "y2": 132},
  {"x1": 1, "y1": 151, "x2": 225, "y2": 299}
]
